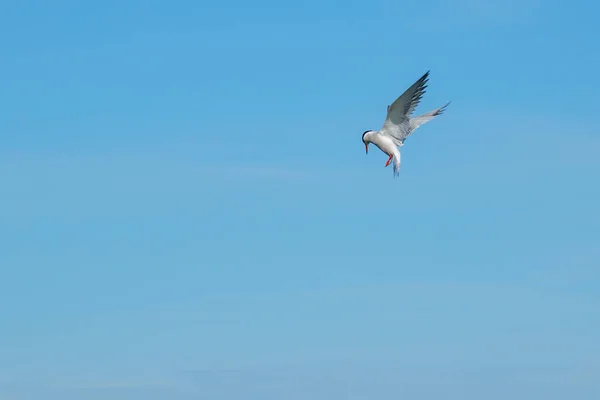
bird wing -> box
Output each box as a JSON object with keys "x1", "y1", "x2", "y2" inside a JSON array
[
  {"x1": 380, "y1": 71, "x2": 430, "y2": 145},
  {"x1": 409, "y1": 101, "x2": 451, "y2": 132}
]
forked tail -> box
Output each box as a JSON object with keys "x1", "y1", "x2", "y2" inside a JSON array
[{"x1": 392, "y1": 151, "x2": 401, "y2": 178}]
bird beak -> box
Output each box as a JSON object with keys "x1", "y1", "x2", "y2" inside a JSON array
[{"x1": 365, "y1": 143, "x2": 369, "y2": 154}]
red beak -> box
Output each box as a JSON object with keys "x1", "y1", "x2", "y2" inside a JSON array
[{"x1": 365, "y1": 143, "x2": 369, "y2": 154}]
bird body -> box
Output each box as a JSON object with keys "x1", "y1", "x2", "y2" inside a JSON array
[
  {"x1": 362, "y1": 131, "x2": 401, "y2": 172},
  {"x1": 362, "y1": 70, "x2": 449, "y2": 177}
]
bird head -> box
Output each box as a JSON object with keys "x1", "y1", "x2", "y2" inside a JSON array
[{"x1": 362, "y1": 130, "x2": 373, "y2": 154}]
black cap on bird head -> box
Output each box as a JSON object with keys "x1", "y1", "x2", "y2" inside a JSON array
[{"x1": 362, "y1": 130, "x2": 372, "y2": 154}]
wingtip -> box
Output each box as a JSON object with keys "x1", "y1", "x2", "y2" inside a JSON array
[
  {"x1": 415, "y1": 70, "x2": 430, "y2": 84},
  {"x1": 432, "y1": 101, "x2": 451, "y2": 116}
]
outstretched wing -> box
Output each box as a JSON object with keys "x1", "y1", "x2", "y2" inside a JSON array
[
  {"x1": 381, "y1": 71, "x2": 430, "y2": 145},
  {"x1": 408, "y1": 101, "x2": 451, "y2": 132}
]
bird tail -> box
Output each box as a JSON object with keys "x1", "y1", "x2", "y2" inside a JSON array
[
  {"x1": 409, "y1": 101, "x2": 451, "y2": 131},
  {"x1": 393, "y1": 151, "x2": 401, "y2": 178}
]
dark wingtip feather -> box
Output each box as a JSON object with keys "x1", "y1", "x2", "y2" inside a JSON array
[{"x1": 433, "y1": 101, "x2": 451, "y2": 116}]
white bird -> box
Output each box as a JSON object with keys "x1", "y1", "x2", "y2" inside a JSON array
[{"x1": 362, "y1": 70, "x2": 450, "y2": 177}]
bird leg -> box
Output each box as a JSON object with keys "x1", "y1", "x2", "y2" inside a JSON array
[{"x1": 385, "y1": 154, "x2": 393, "y2": 167}]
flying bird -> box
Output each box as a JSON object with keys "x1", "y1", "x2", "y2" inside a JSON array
[{"x1": 362, "y1": 70, "x2": 450, "y2": 177}]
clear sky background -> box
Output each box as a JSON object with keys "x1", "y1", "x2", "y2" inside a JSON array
[{"x1": 1, "y1": 0, "x2": 599, "y2": 399}]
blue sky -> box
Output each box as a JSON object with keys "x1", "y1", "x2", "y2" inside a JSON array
[{"x1": 1, "y1": 0, "x2": 599, "y2": 399}]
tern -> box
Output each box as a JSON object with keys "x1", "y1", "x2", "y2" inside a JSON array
[{"x1": 362, "y1": 70, "x2": 450, "y2": 177}]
